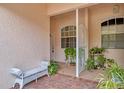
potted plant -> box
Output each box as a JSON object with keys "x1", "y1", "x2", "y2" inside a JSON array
[
  {"x1": 64, "y1": 48, "x2": 76, "y2": 66},
  {"x1": 70, "y1": 61, "x2": 76, "y2": 66},
  {"x1": 86, "y1": 47, "x2": 106, "y2": 70},
  {"x1": 48, "y1": 60, "x2": 59, "y2": 75}
]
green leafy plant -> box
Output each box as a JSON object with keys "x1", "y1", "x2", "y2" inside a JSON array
[
  {"x1": 95, "y1": 55, "x2": 106, "y2": 68},
  {"x1": 85, "y1": 57, "x2": 96, "y2": 70},
  {"x1": 99, "y1": 47, "x2": 105, "y2": 54},
  {"x1": 105, "y1": 58, "x2": 115, "y2": 68},
  {"x1": 89, "y1": 47, "x2": 105, "y2": 55},
  {"x1": 97, "y1": 62, "x2": 124, "y2": 89},
  {"x1": 48, "y1": 60, "x2": 59, "y2": 75},
  {"x1": 97, "y1": 73, "x2": 119, "y2": 89},
  {"x1": 86, "y1": 47, "x2": 106, "y2": 70},
  {"x1": 64, "y1": 48, "x2": 76, "y2": 64},
  {"x1": 89, "y1": 47, "x2": 96, "y2": 54}
]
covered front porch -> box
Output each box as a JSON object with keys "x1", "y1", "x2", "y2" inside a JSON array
[
  {"x1": 50, "y1": 3, "x2": 124, "y2": 80},
  {"x1": 57, "y1": 62, "x2": 104, "y2": 82}
]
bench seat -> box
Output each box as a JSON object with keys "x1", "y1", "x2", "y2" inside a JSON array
[{"x1": 23, "y1": 66, "x2": 47, "y2": 78}]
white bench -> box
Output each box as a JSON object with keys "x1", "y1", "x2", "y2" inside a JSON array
[{"x1": 10, "y1": 61, "x2": 49, "y2": 89}]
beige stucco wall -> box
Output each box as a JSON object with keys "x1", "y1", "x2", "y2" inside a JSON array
[
  {"x1": 0, "y1": 4, "x2": 50, "y2": 88},
  {"x1": 89, "y1": 4, "x2": 124, "y2": 67}
]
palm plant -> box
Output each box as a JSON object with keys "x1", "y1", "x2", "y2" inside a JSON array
[
  {"x1": 97, "y1": 73, "x2": 119, "y2": 89},
  {"x1": 97, "y1": 62, "x2": 124, "y2": 89}
]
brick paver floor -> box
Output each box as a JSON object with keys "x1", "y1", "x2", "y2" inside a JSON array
[{"x1": 24, "y1": 74, "x2": 98, "y2": 89}]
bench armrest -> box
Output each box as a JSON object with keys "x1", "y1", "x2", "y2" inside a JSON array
[
  {"x1": 39, "y1": 61, "x2": 49, "y2": 67},
  {"x1": 10, "y1": 68, "x2": 24, "y2": 78}
]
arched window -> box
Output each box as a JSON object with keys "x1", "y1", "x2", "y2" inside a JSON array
[
  {"x1": 101, "y1": 17, "x2": 124, "y2": 49},
  {"x1": 61, "y1": 25, "x2": 76, "y2": 48}
]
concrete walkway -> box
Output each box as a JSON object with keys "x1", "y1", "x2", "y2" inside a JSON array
[{"x1": 24, "y1": 74, "x2": 97, "y2": 89}]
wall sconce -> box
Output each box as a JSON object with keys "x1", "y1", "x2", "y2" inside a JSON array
[{"x1": 113, "y1": 4, "x2": 120, "y2": 14}]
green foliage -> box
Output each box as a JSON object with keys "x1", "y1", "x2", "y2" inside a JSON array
[
  {"x1": 64, "y1": 48, "x2": 76, "y2": 64},
  {"x1": 48, "y1": 60, "x2": 59, "y2": 75},
  {"x1": 85, "y1": 57, "x2": 96, "y2": 70},
  {"x1": 96, "y1": 55, "x2": 106, "y2": 68},
  {"x1": 97, "y1": 74, "x2": 119, "y2": 89},
  {"x1": 89, "y1": 47, "x2": 105, "y2": 54},
  {"x1": 87, "y1": 47, "x2": 124, "y2": 89},
  {"x1": 86, "y1": 47, "x2": 106, "y2": 70},
  {"x1": 106, "y1": 63, "x2": 124, "y2": 84},
  {"x1": 105, "y1": 58, "x2": 115, "y2": 68},
  {"x1": 97, "y1": 62, "x2": 124, "y2": 89}
]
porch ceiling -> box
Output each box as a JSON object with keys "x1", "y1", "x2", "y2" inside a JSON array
[{"x1": 46, "y1": 3, "x2": 98, "y2": 16}]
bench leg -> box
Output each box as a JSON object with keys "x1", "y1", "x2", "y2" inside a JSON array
[
  {"x1": 47, "y1": 73, "x2": 50, "y2": 77},
  {"x1": 20, "y1": 84, "x2": 23, "y2": 89},
  {"x1": 12, "y1": 83, "x2": 15, "y2": 88},
  {"x1": 47, "y1": 69, "x2": 50, "y2": 77},
  {"x1": 19, "y1": 78, "x2": 24, "y2": 89},
  {"x1": 35, "y1": 78, "x2": 38, "y2": 83}
]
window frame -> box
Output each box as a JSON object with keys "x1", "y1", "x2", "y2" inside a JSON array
[
  {"x1": 61, "y1": 25, "x2": 76, "y2": 48},
  {"x1": 101, "y1": 17, "x2": 124, "y2": 49}
]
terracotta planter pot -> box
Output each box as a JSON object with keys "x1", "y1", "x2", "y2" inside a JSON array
[{"x1": 70, "y1": 63, "x2": 76, "y2": 66}]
